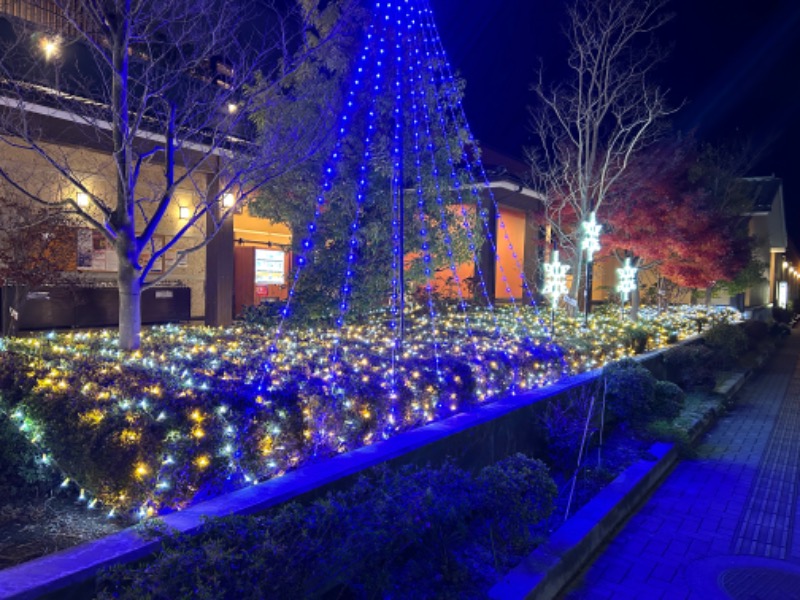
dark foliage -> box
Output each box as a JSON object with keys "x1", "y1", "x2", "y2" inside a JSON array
[
  {"x1": 703, "y1": 323, "x2": 747, "y2": 370},
  {"x1": 97, "y1": 456, "x2": 556, "y2": 599},
  {"x1": 602, "y1": 359, "x2": 656, "y2": 425},
  {"x1": 663, "y1": 345, "x2": 716, "y2": 391},
  {"x1": 651, "y1": 380, "x2": 685, "y2": 421}
]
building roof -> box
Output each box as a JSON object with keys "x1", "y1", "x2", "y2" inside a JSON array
[{"x1": 737, "y1": 176, "x2": 783, "y2": 213}]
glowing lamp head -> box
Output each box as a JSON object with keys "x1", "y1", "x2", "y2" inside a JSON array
[{"x1": 41, "y1": 36, "x2": 60, "y2": 61}]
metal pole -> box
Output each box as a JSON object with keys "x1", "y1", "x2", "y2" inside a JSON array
[{"x1": 583, "y1": 258, "x2": 590, "y2": 327}]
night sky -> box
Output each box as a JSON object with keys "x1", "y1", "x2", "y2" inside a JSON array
[{"x1": 429, "y1": 0, "x2": 800, "y2": 247}]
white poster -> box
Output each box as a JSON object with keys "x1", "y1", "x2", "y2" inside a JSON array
[{"x1": 255, "y1": 249, "x2": 285, "y2": 284}]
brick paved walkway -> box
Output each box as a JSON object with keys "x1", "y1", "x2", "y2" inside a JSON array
[{"x1": 564, "y1": 330, "x2": 800, "y2": 600}]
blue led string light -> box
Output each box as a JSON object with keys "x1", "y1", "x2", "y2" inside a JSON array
[
  {"x1": 330, "y1": 37, "x2": 385, "y2": 363},
  {"x1": 406, "y1": 7, "x2": 502, "y2": 339},
  {"x1": 407, "y1": 0, "x2": 532, "y2": 396},
  {"x1": 402, "y1": 11, "x2": 444, "y2": 403},
  {"x1": 411, "y1": 1, "x2": 519, "y2": 332},
  {"x1": 404, "y1": 18, "x2": 497, "y2": 409},
  {"x1": 261, "y1": 20, "x2": 379, "y2": 388},
  {"x1": 417, "y1": 0, "x2": 568, "y2": 380}
]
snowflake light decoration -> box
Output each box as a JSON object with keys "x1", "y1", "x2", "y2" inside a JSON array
[
  {"x1": 543, "y1": 250, "x2": 570, "y2": 305},
  {"x1": 616, "y1": 257, "x2": 638, "y2": 301},
  {"x1": 581, "y1": 211, "x2": 602, "y2": 262}
]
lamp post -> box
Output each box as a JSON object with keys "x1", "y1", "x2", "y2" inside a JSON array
[
  {"x1": 543, "y1": 247, "x2": 570, "y2": 335},
  {"x1": 581, "y1": 210, "x2": 602, "y2": 327},
  {"x1": 617, "y1": 257, "x2": 637, "y2": 319}
]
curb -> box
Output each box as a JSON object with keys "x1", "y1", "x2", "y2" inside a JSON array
[{"x1": 489, "y1": 370, "x2": 749, "y2": 600}]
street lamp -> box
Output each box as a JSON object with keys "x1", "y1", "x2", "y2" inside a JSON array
[{"x1": 581, "y1": 210, "x2": 602, "y2": 327}]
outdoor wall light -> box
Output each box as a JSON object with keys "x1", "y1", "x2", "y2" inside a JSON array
[
  {"x1": 222, "y1": 193, "x2": 235, "y2": 208},
  {"x1": 40, "y1": 36, "x2": 60, "y2": 61},
  {"x1": 227, "y1": 103, "x2": 238, "y2": 114},
  {"x1": 179, "y1": 206, "x2": 191, "y2": 220},
  {"x1": 76, "y1": 192, "x2": 90, "y2": 208}
]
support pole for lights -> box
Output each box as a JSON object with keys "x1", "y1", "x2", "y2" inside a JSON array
[{"x1": 584, "y1": 259, "x2": 591, "y2": 326}]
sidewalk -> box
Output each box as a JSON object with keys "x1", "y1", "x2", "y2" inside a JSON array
[{"x1": 564, "y1": 330, "x2": 800, "y2": 600}]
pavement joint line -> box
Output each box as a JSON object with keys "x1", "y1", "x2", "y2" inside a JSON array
[{"x1": 731, "y1": 349, "x2": 800, "y2": 559}]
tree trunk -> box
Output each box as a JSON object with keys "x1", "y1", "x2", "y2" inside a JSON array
[
  {"x1": 111, "y1": 4, "x2": 138, "y2": 350},
  {"x1": 631, "y1": 287, "x2": 640, "y2": 321},
  {"x1": 118, "y1": 239, "x2": 141, "y2": 351},
  {"x1": 705, "y1": 286, "x2": 713, "y2": 307},
  {"x1": 569, "y1": 251, "x2": 584, "y2": 317}
]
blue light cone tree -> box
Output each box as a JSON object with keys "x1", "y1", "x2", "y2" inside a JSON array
[{"x1": 253, "y1": 0, "x2": 567, "y2": 450}]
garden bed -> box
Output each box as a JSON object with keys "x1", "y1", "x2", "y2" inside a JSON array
[
  {"x1": 0, "y1": 305, "x2": 735, "y2": 520},
  {"x1": 0, "y1": 304, "x2": 760, "y2": 596}
]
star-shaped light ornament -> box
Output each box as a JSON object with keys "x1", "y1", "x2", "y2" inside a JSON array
[
  {"x1": 543, "y1": 250, "x2": 570, "y2": 305},
  {"x1": 581, "y1": 211, "x2": 602, "y2": 262},
  {"x1": 616, "y1": 257, "x2": 638, "y2": 301}
]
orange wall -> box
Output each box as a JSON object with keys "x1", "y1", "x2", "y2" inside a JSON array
[
  {"x1": 233, "y1": 208, "x2": 292, "y2": 247},
  {"x1": 495, "y1": 206, "x2": 526, "y2": 300},
  {"x1": 430, "y1": 205, "x2": 527, "y2": 301}
]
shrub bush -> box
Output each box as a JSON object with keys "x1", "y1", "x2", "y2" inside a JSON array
[
  {"x1": 540, "y1": 387, "x2": 599, "y2": 472},
  {"x1": 651, "y1": 380, "x2": 685, "y2": 421},
  {"x1": 703, "y1": 323, "x2": 747, "y2": 369},
  {"x1": 644, "y1": 420, "x2": 693, "y2": 456},
  {"x1": 741, "y1": 319, "x2": 770, "y2": 349},
  {"x1": 624, "y1": 327, "x2": 650, "y2": 354},
  {"x1": 478, "y1": 454, "x2": 557, "y2": 552},
  {"x1": 771, "y1": 322, "x2": 791, "y2": 337},
  {"x1": 98, "y1": 456, "x2": 557, "y2": 599},
  {"x1": 0, "y1": 410, "x2": 60, "y2": 498},
  {"x1": 603, "y1": 359, "x2": 656, "y2": 425},
  {"x1": 663, "y1": 345, "x2": 716, "y2": 391},
  {"x1": 773, "y1": 306, "x2": 793, "y2": 324}
]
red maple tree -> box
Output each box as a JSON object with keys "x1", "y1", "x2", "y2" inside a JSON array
[{"x1": 600, "y1": 137, "x2": 751, "y2": 290}]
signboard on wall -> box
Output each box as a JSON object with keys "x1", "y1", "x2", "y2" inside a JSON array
[
  {"x1": 779, "y1": 281, "x2": 788, "y2": 309},
  {"x1": 254, "y1": 249, "x2": 285, "y2": 285},
  {"x1": 77, "y1": 228, "x2": 118, "y2": 272}
]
